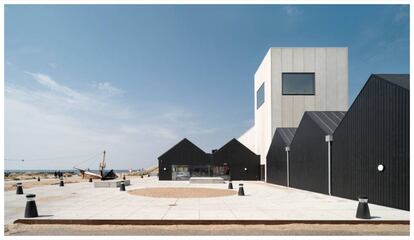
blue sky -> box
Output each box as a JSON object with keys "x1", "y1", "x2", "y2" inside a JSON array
[{"x1": 5, "y1": 5, "x2": 409, "y2": 170}]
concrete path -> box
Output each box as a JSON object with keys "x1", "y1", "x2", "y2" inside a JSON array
[{"x1": 4, "y1": 176, "x2": 409, "y2": 224}]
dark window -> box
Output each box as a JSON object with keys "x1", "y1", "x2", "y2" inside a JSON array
[
  {"x1": 282, "y1": 73, "x2": 315, "y2": 95},
  {"x1": 257, "y1": 83, "x2": 265, "y2": 109}
]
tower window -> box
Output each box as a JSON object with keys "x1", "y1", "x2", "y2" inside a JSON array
[
  {"x1": 257, "y1": 83, "x2": 265, "y2": 109},
  {"x1": 282, "y1": 73, "x2": 315, "y2": 95}
]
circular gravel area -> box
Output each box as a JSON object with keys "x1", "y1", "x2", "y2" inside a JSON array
[{"x1": 128, "y1": 187, "x2": 236, "y2": 198}]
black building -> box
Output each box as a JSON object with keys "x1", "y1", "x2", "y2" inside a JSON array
[
  {"x1": 332, "y1": 74, "x2": 410, "y2": 210},
  {"x1": 289, "y1": 111, "x2": 346, "y2": 194},
  {"x1": 213, "y1": 138, "x2": 261, "y2": 180},
  {"x1": 266, "y1": 128, "x2": 296, "y2": 186},
  {"x1": 158, "y1": 138, "x2": 208, "y2": 180},
  {"x1": 158, "y1": 138, "x2": 260, "y2": 181}
]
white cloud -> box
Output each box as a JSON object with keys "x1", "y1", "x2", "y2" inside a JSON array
[
  {"x1": 283, "y1": 6, "x2": 303, "y2": 16},
  {"x1": 95, "y1": 82, "x2": 124, "y2": 96},
  {"x1": 20, "y1": 72, "x2": 132, "y2": 119},
  {"x1": 5, "y1": 72, "x2": 222, "y2": 170},
  {"x1": 25, "y1": 71, "x2": 81, "y2": 98}
]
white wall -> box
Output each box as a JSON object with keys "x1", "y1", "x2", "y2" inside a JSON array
[
  {"x1": 273, "y1": 47, "x2": 348, "y2": 130},
  {"x1": 237, "y1": 126, "x2": 257, "y2": 154},
  {"x1": 254, "y1": 49, "x2": 272, "y2": 165}
]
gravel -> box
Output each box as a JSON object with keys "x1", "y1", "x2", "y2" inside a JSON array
[{"x1": 128, "y1": 187, "x2": 237, "y2": 198}]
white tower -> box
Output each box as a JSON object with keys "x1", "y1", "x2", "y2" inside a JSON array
[{"x1": 238, "y1": 47, "x2": 349, "y2": 180}]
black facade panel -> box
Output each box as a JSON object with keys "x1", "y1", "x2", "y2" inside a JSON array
[
  {"x1": 332, "y1": 74, "x2": 410, "y2": 210},
  {"x1": 289, "y1": 113, "x2": 329, "y2": 194},
  {"x1": 158, "y1": 139, "x2": 208, "y2": 180},
  {"x1": 213, "y1": 139, "x2": 260, "y2": 180},
  {"x1": 158, "y1": 138, "x2": 260, "y2": 181},
  {"x1": 266, "y1": 131, "x2": 288, "y2": 186},
  {"x1": 266, "y1": 128, "x2": 296, "y2": 186}
]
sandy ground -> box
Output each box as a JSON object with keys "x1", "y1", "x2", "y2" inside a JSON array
[
  {"x1": 4, "y1": 223, "x2": 409, "y2": 236},
  {"x1": 4, "y1": 175, "x2": 87, "y2": 192},
  {"x1": 4, "y1": 174, "x2": 143, "y2": 192},
  {"x1": 128, "y1": 187, "x2": 237, "y2": 198}
]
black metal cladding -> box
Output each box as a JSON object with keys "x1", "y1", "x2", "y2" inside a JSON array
[
  {"x1": 266, "y1": 128, "x2": 296, "y2": 186},
  {"x1": 158, "y1": 138, "x2": 260, "y2": 181},
  {"x1": 213, "y1": 139, "x2": 261, "y2": 180},
  {"x1": 289, "y1": 111, "x2": 345, "y2": 194},
  {"x1": 332, "y1": 74, "x2": 410, "y2": 210},
  {"x1": 158, "y1": 138, "x2": 208, "y2": 180}
]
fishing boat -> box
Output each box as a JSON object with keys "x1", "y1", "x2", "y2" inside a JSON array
[{"x1": 74, "y1": 151, "x2": 118, "y2": 180}]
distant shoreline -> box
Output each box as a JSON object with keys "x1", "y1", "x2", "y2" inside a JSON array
[{"x1": 5, "y1": 169, "x2": 139, "y2": 173}]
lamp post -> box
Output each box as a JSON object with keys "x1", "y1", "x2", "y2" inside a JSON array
[
  {"x1": 285, "y1": 146, "x2": 290, "y2": 187},
  {"x1": 325, "y1": 135, "x2": 333, "y2": 196}
]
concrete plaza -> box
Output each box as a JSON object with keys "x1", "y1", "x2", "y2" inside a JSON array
[{"x1": 4, "y1": 176, "x2": 409, "y2": 225}]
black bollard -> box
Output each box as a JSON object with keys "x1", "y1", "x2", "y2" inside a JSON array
[
  {"x1": 59, "y1": 178, "x2": 64, "y2": 187},
  {"x1": 123, "y1": 175, "x2": 126, "y2": 180},
  {"x1": 356, "y1": 196, "x2": 371, "y2": 219},
  {"x1": 16, "y1": 182, "x2": 24, "y2": 195},
  {"x1": 141, "y1": 175, "x2": 143, "y2": 179},
  {"x1": 148, "y1": 174, "x2": 150, "y2": 177},
  {"x1": 120, "y1": 181, "x2": 126, "y2": 191},
  {"x1": 238, "y1": 183, "x2": 245, "y2": 196},
  {"x1": 24, "y1": 194, "x2": 38, "y2": 218},
  {"x1": 228, "y1": 181, "x2": 233, "y2": 189},
  {"x1": 37, "y1": 176, "x2": 40, "y2": 182},
  {"x1": 89, "y1": 178, "x2": 93, "y2": 183}
]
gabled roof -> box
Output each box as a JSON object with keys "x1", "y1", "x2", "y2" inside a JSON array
[
  {"x1": 374, "y1": 74, "x2": 409, "y2": 90},
  {"x1": 306, "y1": 111, "x2": 346, "y2": 134},
  {"x1": 214, "y1": 138, "x2": 257, "y2": 156},
  {"x1": 158, "y1": 138, "x2": 205, "y2": 159},
  {"x1": 276, "y1": 128, "x2": 296, "y2": 146}
]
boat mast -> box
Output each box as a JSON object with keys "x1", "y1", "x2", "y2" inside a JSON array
[{"x1": 99, "y1": 150, "x2": 106, "y2": 174}]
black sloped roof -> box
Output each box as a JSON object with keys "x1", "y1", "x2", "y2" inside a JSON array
[
  {"x1": 374, "y1": 74, "x2": 409, "y2": 90},
  {"x1": 276, "y1": 128, "x2": 297, "y2": 146},
  {"x1": 306, "y1": 111, "x2": 346, "y2": 134},
  {"x1": 158, "y1": 138, "x2": 205, "y2": 160},
  {"x1": 214, "y1": 138, "x2": 256, "y2": 156}
]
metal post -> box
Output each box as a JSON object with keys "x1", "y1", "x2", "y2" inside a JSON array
[
  {"x1": 328, "y1": 141, "x2": 331, "y2": 195},
  {"x1": 16, "y1": 182, "x2": 24, "y2": 195},
  {"x1": 238, "y1": 183, "x2": 245, "y2": 196},
  {"x1": 285, "y1": 146, "x2": 290, "y2": 187},
  {"x1": 120, "y1": 181, "x2": 126, "y2": 191},
  {"x1": 325, "y1": 135, "x2": 333, "y2": 196},
  {"x1": 356, "y1": 196, "x2": 371, "y2": 219},
  {"x1": 24, "y1": 194, "x2": 38, "y2": 218},
  {"x1": 228, "y1": 180, "x2": 233, "y2": 189},
  {"x1": 59, "y1": 177, "x2": 64, "y2": 187}
]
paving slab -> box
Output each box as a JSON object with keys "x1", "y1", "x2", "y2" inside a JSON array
[{"x1": 4, "y1": 176, "x2": 409, "y2": 224}]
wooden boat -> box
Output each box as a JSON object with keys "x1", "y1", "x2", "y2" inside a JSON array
[
  {"x1": 74, "y1": 151, "x2": 118, "y2": 180},
  {"x1": 74, "y1": 168, "x2": 102, "y2": 179}
]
